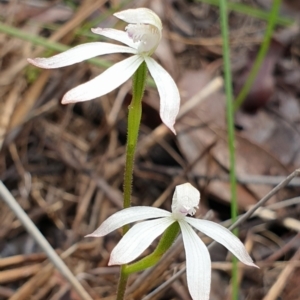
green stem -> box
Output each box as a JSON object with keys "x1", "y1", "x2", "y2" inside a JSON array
[
  {"x1": 116, "y1": 61, "x2": 147, "y2": 300},
  {"x1": 123, "y1": 61, "x2": 147, "y2": 214},
  {"x1": 234, "y1": 0, "x2": 282, "y2": 111},
  {"x1": 219, "y1": 0, "x2": 238, "y2": 299},
  {"x1": 123, "y1": 222, "x2": 180, "y2": 274},
  {"x1": 116, "y1": 271, "x2": 129, "y2": 300}
]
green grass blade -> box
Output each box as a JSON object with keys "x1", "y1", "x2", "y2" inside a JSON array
[
  {"x1": 218, "y1": 0, "x2": 238, "y2": 298},
  {"x1": 196, "y1": 0, "x2": 292, "y2": 26},
  {"x1": 234, "y1": 0, "x2": 282, "y2": 111}
]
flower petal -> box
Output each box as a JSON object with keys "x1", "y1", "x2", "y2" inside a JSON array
[
  {"x1": 179, "y1": 220, "x2": 211, "y2": 300},
  {"x1": 171, "y1": 183, "x2": 200, "y2": 218},
  {"x1": 86, "y1": 206, "x2": 171, "y2": 237},
  {"x1": 145, "y1": 57, "x2": 180, "y2": 134},
  {"x1": 114, "y1": 8, "x2": 162, "y2": 30},
  {"x1": 91, "y1": 28, "x2": 138, "y2": 50},
  {"x1": 62, "y1": 55, "x2": 143, "y2": 104},
  {"x1": 185, "y1": 218, "x2": 257, "y2": 267},
  {"x1": 109, "y1": 217, "x2": 175, "y2": 265},
  {"x1": 28, "y1": 42, "x2": 136, "y2": 69}
]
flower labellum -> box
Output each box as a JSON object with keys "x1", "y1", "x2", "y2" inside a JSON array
[
  {"x1": 27, "y1": 8, "x2": 180, "y2": 133},
  {"x1": 87, "y1": 183, "x2": 258, "y2": 300}
]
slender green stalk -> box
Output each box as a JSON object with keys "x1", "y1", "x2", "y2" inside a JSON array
[
  {"x1": 234, "y1": 0, "x2": 282, "y2": 111},
  {"x1": 116, "y1": 271, "x2": 129, "y2": 300},
  {"x1": 116, "y1": 62, "x2": 147, "y2": 300},
  {"x1": 123, "y1": 222, "x2": 180, "y2": 274},
  {"x1": 196, "y1": 0, "x2": 292, "y2": 26},
  {"x1": 123, "y1": 61, "x2": 147, "y2": 214},
  {"x1": 219, "y1": 1, "x2": 238, "y2": 299}
]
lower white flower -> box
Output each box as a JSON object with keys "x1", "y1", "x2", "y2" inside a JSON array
[{"x1": 87, "y1": 183, "x2": 257, "y2": 300}]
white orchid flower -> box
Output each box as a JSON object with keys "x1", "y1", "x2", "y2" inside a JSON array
[
  {"x1": 27, "y1": 8, "x2": 180, "y2": 133},
  {"x1": 87, "y1": 183, "x2": 257, "y2": 300}
]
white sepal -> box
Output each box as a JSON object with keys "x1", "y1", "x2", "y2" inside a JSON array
[
  {"x1": 114, "y1": 8, "x2": 162, "y2": 30},
  {"x1": 27, "y1": 42, "x2": 136, "y2": 69},
  {"x1": 179, "y1": 220, "x2": 211, "y2": 300},
  {"x1": 186, "y1": 218, "x2": 258, "y2": 268},
  {"x1": 86, "y1": 206, "x2": 171, "y2": 237},
  {"x1": 109, "y1": 217, "x2": 175, "y2": 265},
  {"x1": 145, "y1": 57, "x2": 180, "y2": 134},
  {"x1": 62, "y1": 55, "x2": 143, "y2": 104}
]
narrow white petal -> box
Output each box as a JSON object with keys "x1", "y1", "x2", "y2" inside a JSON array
[
  {"x1": 62, "y1": 55, "x2": 143, "y2": 104},
  {"x1": 114, "y1": 8, "x2": 162, "y2": 30},
  {"x1": 186, "y1": 218, "x2": 257, "y2": 267},
  {"x1": 28, "y1": 42, "x2": 136, "y2": 69},
  {"x1": 91, "y1": 28, "x2": 138, "y2": 50},
  {"x1": 86, "y1": 206, "x2": 171, "y2": 237},
  {"x1": 145, "y1": 57, "x2": 180, "y2": 134},
  {"x1": 109, "y1": 217, "x2": 175, "y2": 265},
  {"x1": 179, "y1": 221, "x2": 211, "y2": 300}
]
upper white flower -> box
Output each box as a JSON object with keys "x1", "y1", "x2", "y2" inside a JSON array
[
  {"x1": 87, "y1": 183, "x2": 257, "y2": 300},
  {"x1": 27, "y1": 8, "x2": 180, "y2": 133}
]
